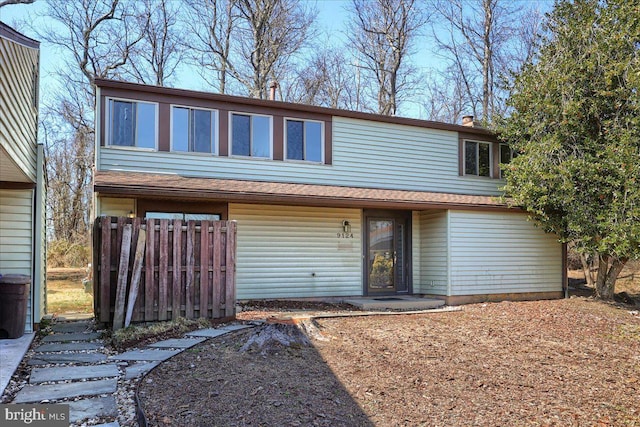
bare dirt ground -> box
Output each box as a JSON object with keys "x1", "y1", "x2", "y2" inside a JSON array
[{"x1": 139, "y1": 298, "x2": 640, "y2": 426}]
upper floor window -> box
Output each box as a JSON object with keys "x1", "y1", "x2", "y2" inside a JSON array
[
  {"x1": 107, "y1": 98, "x2": 157, "y2": 149},
  {"x1": 171, "y1": 106, "x2": 217, "y2": 154},
  {"x1": 230, "y1": 113, "x2": 271, "y2": 158},
  {"x1": 499, "y1": 143, "x2": 513, "y2": 179},
  {"x1": 285, "y1": 119, "x2": 323, "y2": 162},
  {"x1": 464, "y1": 140, "x2": 491, "y2": 177}
]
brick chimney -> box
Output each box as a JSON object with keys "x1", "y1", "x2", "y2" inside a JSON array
[{"x1": 462, "y1": 115, "x2": 475, "y2": 127}]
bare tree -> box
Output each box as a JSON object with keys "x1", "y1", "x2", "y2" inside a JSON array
[
  {"x1": 284, "y1": 45, "x2": 361, "y2": 110},
  {"x1": 125, "y1": 0, "x2": 184, "y2": 86},
  {"x1": 186, "y1": 0, "x2": 316, "y2": 98},
  {"x1": 431, "y1": 0, "x2": 544, "y2": 123},
  {"x1": 0, "y1": 0, "x2": 34, "y2": 8},
  {"x1": 234, "y1": 0, "x2": 316, "y2": 98},
  {"x1": 184, "y1": 0, "x2": 237, "y2": 93},
  {"x1": 34, "y1": 0, "x2": 145, "y2": 243},
  {"x1": 347, "y1": 0, "x2": 428, "y2": 115}
]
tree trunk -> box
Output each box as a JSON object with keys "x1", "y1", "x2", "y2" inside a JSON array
[
  {"x1": 579, "y1": 252, "x2": 594, "y2": 287},
  {"x1": 594, "y1": 255, "x2": 627, "y2": 300}
]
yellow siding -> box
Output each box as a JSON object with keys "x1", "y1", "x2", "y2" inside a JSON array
[
  {"x1": 0, "y1": 35, "x2": 39, "y2": 183},
  {"x1": 449, "y1": 211, "x2": 563, "y2": 295},
  {"x1": 229, "y1": 204, "x2": 363, "y2": 299},
  {"x1": 416, "y1": 210, "x2": 449, "y2": 295},
  {"x1": 0, "y1": 189, "x2": 34, "y2": 332},
  {"x1": 98, "y1": 197, "x2": 135, "y2": 217}
]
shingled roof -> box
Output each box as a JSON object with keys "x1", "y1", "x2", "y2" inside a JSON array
[{"x1": 95, "y1": 170, "x2": 513, "y2": 211}]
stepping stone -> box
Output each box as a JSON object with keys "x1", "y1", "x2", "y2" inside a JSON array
[
  {"x1": 186, "y1": 328, "x2": 228, "y2": 338},
  {"x1": 125, "y1": 361, "x2": 160, "y2": 379},
  {"x1": 148, "y1": 337, "x2": 206, "y2": 349},
  {"x1": 34, "y1": 342, "x2": 102, "y2": 352},
  {"x1": 94, "y1": 422, "x2": 120, "y2": 427},
  {"x1": 69, "y1": 396, "x2": 117, "y2": 423},
  {"x1": 30, "y1": 364, "x2": 119, "y2": 384},
  {"x1": 13, "y1": 378, "x2": 117, "y2": 403},
  {"x1": 109, "y1": 349, "x2": 181, "y2": 362},
  {"x1": 219, "y1": 324, "x2": 252, "y2": 332},
  {"x1": 42, "y1": 332, "x2": 100, "y2": 342},
  {"x1": 28, "y1": 353, "x2": 107, "y2": 365},
  {"x1": 52, "y1": 322, "x2": 92, "y2": 333},
  {"x1": 186, "y1": 325, "x2": 251, "y2": 338}
]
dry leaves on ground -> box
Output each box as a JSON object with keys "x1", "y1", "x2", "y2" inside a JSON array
[{"x1": 139, "y1": 298, "x2": 640, "y2": 426}]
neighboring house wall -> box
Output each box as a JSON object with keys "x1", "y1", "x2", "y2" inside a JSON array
[
  {"x1": 0, "y1": 189, "x2": 34, "y2": 332},
  {"x1": 416, "y1": 210, "x2": 449, "y2": 295},
  {"x1": 229, "y1": 204, "x2": 362, "y2": 299},
  {"x1": 98, "y1": 116, "x2": 501, "y2": 196},
  {"x1": 0, "y1": 26, "x2": 38, "y2": 183},
  {"x1": 448, "y1": 211, "x2": 562, "y2": 298},
  {"x1": 0, "y1": 23, "x2": 44, "y2": 331}
]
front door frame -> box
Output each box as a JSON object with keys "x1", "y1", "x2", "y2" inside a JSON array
[{"x1": 363, "y1": 209, "x2": 412, "y2": 296}]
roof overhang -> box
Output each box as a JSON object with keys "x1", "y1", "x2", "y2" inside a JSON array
[{"x1": 95, "y1": 170, "x2": 516, "y2": 212}]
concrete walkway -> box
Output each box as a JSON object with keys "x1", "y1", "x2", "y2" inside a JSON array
[
  {"x1": 0, "y1": 333, "x2": 35, "y2": 395},
  {"x1": 4, "y1": 320, "x2": 252, "y2": 426}
]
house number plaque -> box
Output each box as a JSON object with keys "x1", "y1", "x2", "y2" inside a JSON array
[{"x1": 336, "y1": 232, "x2": 354, "y2": 238}]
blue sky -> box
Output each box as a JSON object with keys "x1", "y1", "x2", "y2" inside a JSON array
[{"x1": 0, "y1": 0, "x2": 553, "y2": 119}]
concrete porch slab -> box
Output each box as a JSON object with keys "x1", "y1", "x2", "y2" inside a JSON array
[
  {"x1": 343, "y1": 296, "x2": 445, "y2": 311},
  {"x1": 0, "y1": 333, "x2": 35, "y2": 395}
]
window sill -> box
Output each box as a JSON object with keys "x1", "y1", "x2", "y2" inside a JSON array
[{"x1": 105, "y1": 145, "x2": 157, "y2": 152}]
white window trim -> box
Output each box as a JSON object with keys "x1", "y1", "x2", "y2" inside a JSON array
[
  {"x1": 498, "y1": 143, "x2": 513, "y2": 179},
  {"x1": 283, "y1": 117, "x2": 325, "y2": 164},
  {"x1": 105, "y1": 96, "x2": 158, "y2": 151},
  {"x1": 228, "y1": 111, "x2": 273, "y2": 160},
  {"x1": 463, "y1": 139, "x2": 493, "y2": 178},
  {"x1": 169, "y1": 104, "x2": 219, "y2": 155}
]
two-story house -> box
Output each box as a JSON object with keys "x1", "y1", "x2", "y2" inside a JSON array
[
  {"x1": 0, "y1": 22, "x2": 46, "y2": 333},
  {"x1": 93, "y1": 78, "x2": 566, "y2": 305}
]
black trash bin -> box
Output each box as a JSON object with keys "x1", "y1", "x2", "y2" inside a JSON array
[{"x1": 0, "y1": 274, "x2": 31, "y2": 339}]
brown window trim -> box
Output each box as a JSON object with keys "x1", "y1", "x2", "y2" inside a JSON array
[{"x1": 99, "y1": 86, "x2": 333, "y2": 165}]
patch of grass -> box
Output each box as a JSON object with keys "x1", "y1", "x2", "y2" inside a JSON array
[
  {"x1": 110, "y1": 317, "x2": 211, "y2": 351},
  {"x1": 47, "y1": 268, "x2": 93, "y2": 315}
]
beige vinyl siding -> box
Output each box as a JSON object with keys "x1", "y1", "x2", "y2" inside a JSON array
[
  {"x1": 33, "y1": 145, "x2": 46, "y2": 323},
  {"x1": 99, "y1": 117, "x2": 502, "y2": 196},
  {"x1": 98, "y1": 197, "x2": 135, "y2": 217},
  {"x1": 0, "y1": 189, "x2": 34, "y2": 332},
  {"x1": 0, "y1": 35, "x2": 38, "y2": 183},
  {"x1": 411, "y1": 212, "x2": 420, "y2": 292},
  {"x1": 229, "y1": 204, "x2": 363, "y2": 299},
  {"x1": 448, "y1": 211, "x2": 562, "y2": 295},
  {"x1": 415, "y1": 210, "x2": 449, "y2": 295}
]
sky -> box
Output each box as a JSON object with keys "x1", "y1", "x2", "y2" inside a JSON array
[{"x1": 0, "y1": 0, "x2": 554, "y2": 120}]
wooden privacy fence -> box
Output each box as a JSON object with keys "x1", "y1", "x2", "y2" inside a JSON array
[{"x1": 93, "y1": 217, "x2": 237, "y2": 328}]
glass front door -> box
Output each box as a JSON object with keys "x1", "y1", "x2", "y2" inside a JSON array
[{"x1": 365, "y1": 212, "x2": 410, "y2": 295}]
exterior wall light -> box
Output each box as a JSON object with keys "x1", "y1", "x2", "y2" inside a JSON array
[{"x1": 342, "y1": 220, "x2": 351, "y2": 233}]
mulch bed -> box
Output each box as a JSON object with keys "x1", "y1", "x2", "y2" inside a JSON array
[{"x1": 138, "y1": 297, "x2": 640, "y2": 426}]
